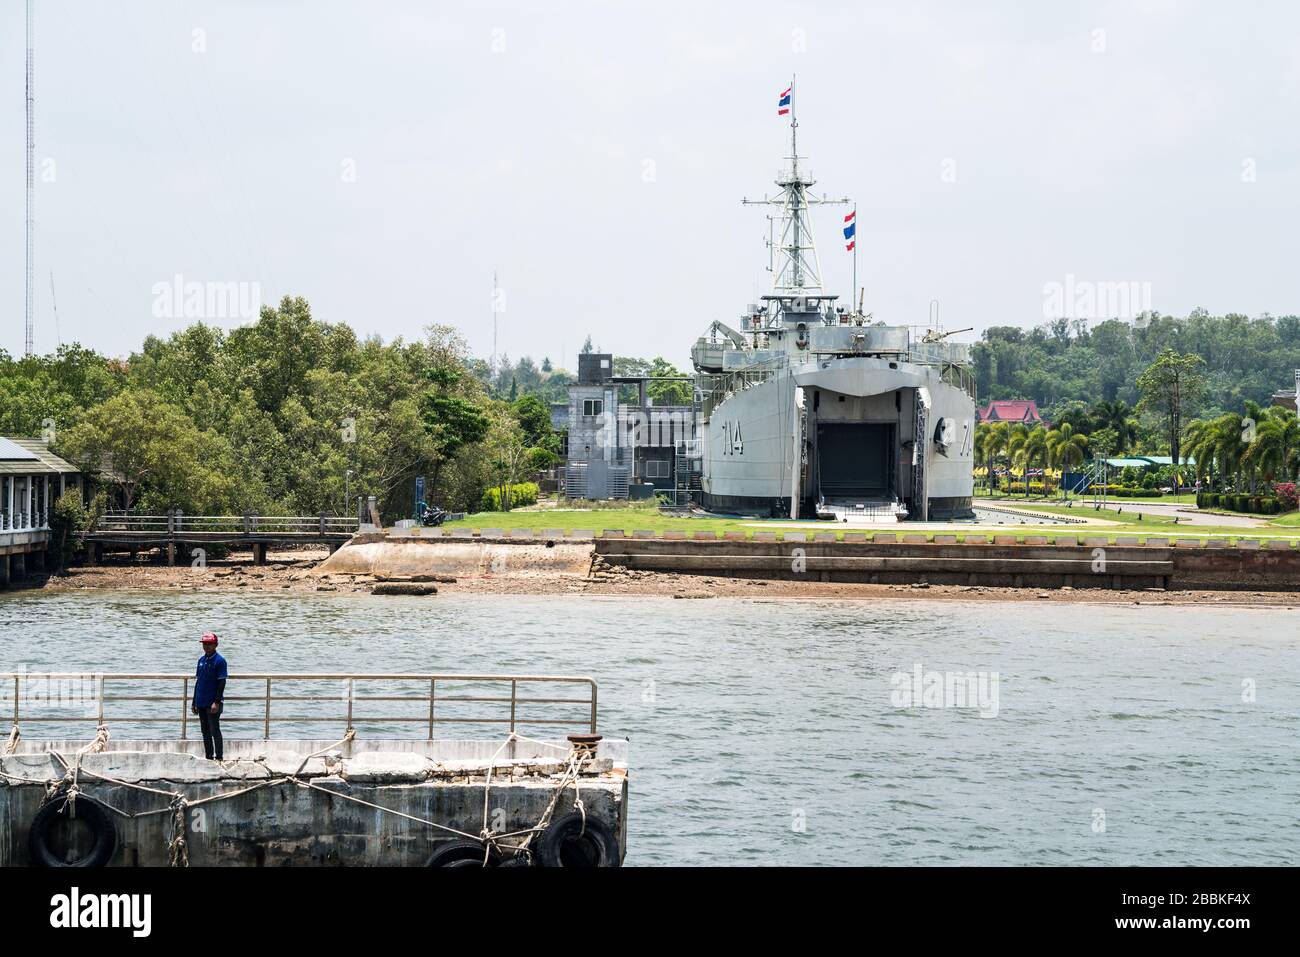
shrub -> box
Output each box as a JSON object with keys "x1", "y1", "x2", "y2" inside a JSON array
[
  {"x1": 49, "y1": 489, "x2": 104, "y2": 572},
  {"x1": 1096, "y1": 485, "x2": 1161, "y2": 497},
  {"x1": 479, "y1": 481, "x2": 540, "y2": 512},
  {"x1": 1274, "y1": 483, "x2": 1298, "y2": 512},
  {"x1": 1005, "y1": 482, "x2": 1053, "y2": 495}
]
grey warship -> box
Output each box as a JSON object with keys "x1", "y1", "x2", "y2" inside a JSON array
[{"x1": 689, "y1": 82, "x2": 977, "y2": 521}]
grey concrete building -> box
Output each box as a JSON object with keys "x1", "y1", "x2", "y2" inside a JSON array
[
  {"x1": 556, "y1": 353, "x2": 696, "y2": 502},
  {"x1": 1271, "y1": 369, "x2": 1299, "y2": 413}
]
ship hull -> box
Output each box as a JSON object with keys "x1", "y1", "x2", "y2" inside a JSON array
[{"x1": 699, "y1": 356, "x2": 975, "y2": 519}]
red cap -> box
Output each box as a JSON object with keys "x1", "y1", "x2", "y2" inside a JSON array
[{"x1": 200, "y1": 633, "x2": 219, "y2": 646}]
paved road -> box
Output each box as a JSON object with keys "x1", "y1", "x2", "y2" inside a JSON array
[{"x1": 975, "y1": 498, "x2": 1269, "y2": 528}]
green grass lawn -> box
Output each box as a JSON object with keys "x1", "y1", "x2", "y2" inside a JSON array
[
  {"x1": 442, "y1": 509, "x2": 816, "y2": 538},
  {"x1": 436, "y1": 507, "x2": 1299, "y2": 545}
]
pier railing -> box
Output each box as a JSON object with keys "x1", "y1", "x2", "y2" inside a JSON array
[
  {"x1": 0, "y1": 673, "x2": 598, "y2": 740},
  {"x1": 95, "y1": 512, "x2": 359, "y2": 535}
]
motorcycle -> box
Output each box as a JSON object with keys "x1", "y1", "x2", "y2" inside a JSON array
[{"x1": 418, "y1": 502, "x2": 448, "y2": 527}]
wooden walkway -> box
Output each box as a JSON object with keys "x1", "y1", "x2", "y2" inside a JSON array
[{"x1": 84, "y1": 512, "x2": 359, "y2": 564}]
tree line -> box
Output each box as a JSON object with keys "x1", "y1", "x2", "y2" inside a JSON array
[
  {"x1": 0, "y1": 298, "x2": 696, "y2": 520},
  {"x1": 5, "y1": 300, "x2": 1296, "y2": 518},
  {"x1": 975, "y1": 348, "x2": 1299, "y2": 503},
  {"x1": 973, "y1": 310, "x2": 1300, "y2": 420}
]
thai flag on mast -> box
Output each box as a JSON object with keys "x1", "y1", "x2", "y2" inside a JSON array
[
  {"x1": 777, "y1": 86, "x2": 791, "y2": 116},
  {"x1": 843, "y1": 210, "x2": 856, "y2": 251}
]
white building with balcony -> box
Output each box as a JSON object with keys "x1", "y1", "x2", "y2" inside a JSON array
[{"x1": 1, "y1": 437, "x2": 82, "y2": 585}]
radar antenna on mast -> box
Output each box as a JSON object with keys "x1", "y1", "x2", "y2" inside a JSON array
[{"x1": 741, "y1": 76, "x2": 849, "y2": 299}]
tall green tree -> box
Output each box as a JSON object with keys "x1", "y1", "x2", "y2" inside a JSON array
[
  {"x1": 1136, "y1": 350, "x2": 1205, "y2": 463},
  {"x1": 58, "y1": 390, "x2": 243, "y2": 513},
  {"x1": 510, "y1": 394, "x2": 559, "y2": 453},
  {"x1": 647, "y1": 357, "x2": 693, "y2": 406}
]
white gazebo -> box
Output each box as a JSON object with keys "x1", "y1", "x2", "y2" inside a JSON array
[{"x1": 0, "y1": 438, "x2": 81, "y2": 571}]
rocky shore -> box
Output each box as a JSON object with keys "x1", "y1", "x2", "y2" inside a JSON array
[{"x1": 16, "y1": 548, "x2": 1298, "y2": 607}]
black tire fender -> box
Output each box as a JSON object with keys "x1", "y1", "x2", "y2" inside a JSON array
[
  {"x1": 537, "y1": 811, "x2": 620, "y2": 868},
  {"x1": 424, "y1": 839, "x2": 502, "y2": 868},
  {"x1": 29, "y1": 794, "x2": 117, "y2": 868}
]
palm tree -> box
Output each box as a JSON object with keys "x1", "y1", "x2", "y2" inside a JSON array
[
  {"x1": 975, "y1": 421, "x2": 1009, "y2": 493},
  {"x1": 1245, "y1": 407, "x2": 1300, "y2": 484},
  {"x1": 1047, "y1": 423, "x2": 1089, "y2": 498},
  {"x1": 1006, "y1": 424, "x2": 1028, "y2": 494},
  {"x1": 1242, "y1": 400, "x2": 1265, "y2": 494},
  {"x1": 1009, "y1": 425, "x2": 1048, "y2": 498},
  {"x1": 1204, "y1": 413, "x2": 1247, "y2": 491},
  {"x1": 1182, "y1": 417, "x2": 1216, "y2": 486},
  {"x1": 1091, "y1": 400, "x2": 1137, "y2": 453}
]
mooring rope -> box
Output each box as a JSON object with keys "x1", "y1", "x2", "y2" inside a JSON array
[
  {"x1": 477, "y1": 733, "x2": 591, "y2": 861},
  {"x1": 3, "y1": 723, "x2": 596, "y2": 866},
  {"x1": 167, "y1": 796, "x2": 189, "y2": 868}
]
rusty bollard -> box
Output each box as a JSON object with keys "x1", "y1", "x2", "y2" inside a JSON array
[{"x1": 567, "y1": 733, "x2": 602, "y2": 761}]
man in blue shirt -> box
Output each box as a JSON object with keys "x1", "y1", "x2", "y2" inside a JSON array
[{"x1": 192, "y1": 633, "x2": 228, "y2": 760}]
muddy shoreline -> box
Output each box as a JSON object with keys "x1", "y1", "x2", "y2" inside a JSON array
[{"x1": 13, "y1": 549, "x2": 1298, "y2": 607}]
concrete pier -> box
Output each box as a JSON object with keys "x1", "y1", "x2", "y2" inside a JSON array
[
  {"x1": 0, "y1": 738, "x2": 628, "y2": 866},
  {"x1": 0, "y1": 526, "x2": 47, "y2": 588}
]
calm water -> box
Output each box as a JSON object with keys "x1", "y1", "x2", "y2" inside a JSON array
[{"x1": 1, "y1": 590, "x2": 1297, "y2": 866}]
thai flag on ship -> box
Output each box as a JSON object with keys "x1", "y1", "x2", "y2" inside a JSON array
[
  {"x1": 777, "y1": 86, "x2": 791, "y2": 115},
  {"x1": 843, "y1": 210, "x2": 856, "y2": 251}
]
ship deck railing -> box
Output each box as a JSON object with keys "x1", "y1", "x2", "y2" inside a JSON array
[{"x1": 0, "y1": 673, "x2": 598, "y2": 740}]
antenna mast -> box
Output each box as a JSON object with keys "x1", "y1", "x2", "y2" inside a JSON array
[
  {"x1": 25, "y1": 0, "x2": 35, "y2": 356},
  {"x1": 741, "y1": 76, "x2": 848, "y2": 301}
]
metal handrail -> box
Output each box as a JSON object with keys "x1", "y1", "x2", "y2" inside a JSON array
[
  {"x1": 0, "y1": 672, "x2": 598, "y2": 739},
  {"x1": 97, "y1": 514, "x2": 358, "y2": 529},
  {"x1": 89, "y1": 514, "x2": 360, "y2": 544}
]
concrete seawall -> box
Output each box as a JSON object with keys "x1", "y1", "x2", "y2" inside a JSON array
[
  {"x1": 316, "y1": 537, "x2": 594, "y2": 578},
  {"x1": 0, "y1": 739, "x2": 628, "y2": 866},
  {"x1": 316, "y1": 532, "x2": 1300, "y2": 591},
  {"x1": 596, "y1": 538, "x2": 1300, "y2": 590}
]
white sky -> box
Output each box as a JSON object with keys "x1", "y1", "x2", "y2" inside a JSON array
[{"x1": 1, "y1": 0, "x2": 1297, "y2": 368}]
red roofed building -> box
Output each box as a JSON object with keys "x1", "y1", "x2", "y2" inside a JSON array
[{"x1": 977, "y1": 399, "x2": 1045, "y2": 426}]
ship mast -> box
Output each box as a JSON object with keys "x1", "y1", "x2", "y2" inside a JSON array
[{"x1": 742, "y1": 76, "x2": 849, "y2": 302}]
